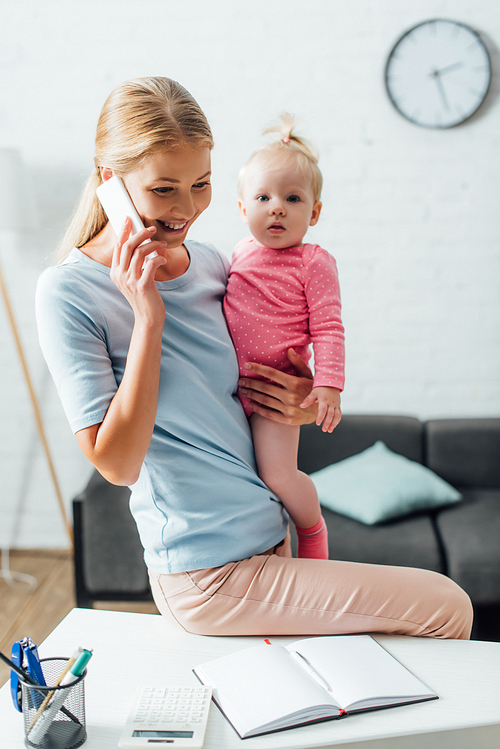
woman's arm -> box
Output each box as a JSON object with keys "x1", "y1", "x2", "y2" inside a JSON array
[
  {"x1": 238, "y1": 348, "x2": 319, "y2": 426},
  {"x1": 76, "y1": 220, "x2": 168, "y2": 486}
]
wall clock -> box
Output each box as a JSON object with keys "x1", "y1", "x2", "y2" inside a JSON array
[{"x1": 385, "y1": 19, "x2": 491, "y2": 128}]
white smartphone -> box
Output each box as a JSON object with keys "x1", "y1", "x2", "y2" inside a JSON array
[{"x1": 96, "y1": 175, "x2": 158, "y2": 261}]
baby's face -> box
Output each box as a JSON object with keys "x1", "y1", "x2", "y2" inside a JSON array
[{"x1": 238, "y1": 155, "x2": 321, "y2": 250}]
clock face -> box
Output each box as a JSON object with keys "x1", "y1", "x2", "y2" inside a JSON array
[{"x1": 385, "y1": 19, "x2": 491, "y2": 128}]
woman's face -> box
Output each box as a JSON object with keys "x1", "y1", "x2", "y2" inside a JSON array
[{"x1": 118, "y1": 147, "x2": 212, "y2": 251}]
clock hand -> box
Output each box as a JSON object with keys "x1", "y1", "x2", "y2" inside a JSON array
[
  {"x1": 436, "y1": 61, "x2": 464, "y2": 76},
  {"x1": 429, "y1": 70, "x2": 450, "y2": 110},
  {"x1": 435, "y1": 76, "x2": 450, "y2": 111}
]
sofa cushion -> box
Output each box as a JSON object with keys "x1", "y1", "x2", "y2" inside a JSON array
[
  {"x1": 435, "y1": 489, "x2": 500, "y2": 604},
  {"x1": 310, "y1": 441, "x2": 462, "y2": 525},
  {"x1": 426, "y1": 419, "x2": 500, "y2": 489},
  {"x1": 290, "y1": 509, "x2": 443, "y2": 572},
  {"x1": 298, "y1": 415, "x2": 424, "y2": 475}
]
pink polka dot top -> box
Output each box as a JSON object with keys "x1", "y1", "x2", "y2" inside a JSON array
[{"x1": 224, "y1": 237, "x2": 345, "y2": 414}]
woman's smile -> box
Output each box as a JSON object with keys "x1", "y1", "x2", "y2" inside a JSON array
[{"x1": 156, "y1": 218, "x2": 190, "y2": 235}]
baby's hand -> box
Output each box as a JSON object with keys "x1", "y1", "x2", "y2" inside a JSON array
[{"x1": 300, "y1": 387, "x2": 341, "y2": 433}]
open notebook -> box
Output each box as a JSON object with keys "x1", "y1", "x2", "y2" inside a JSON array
[{"x1": 194, "y1": 635, "x2": 437, "y2": 738}]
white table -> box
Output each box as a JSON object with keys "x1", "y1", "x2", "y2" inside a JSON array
[{"x1": 1, "y1": 608, "x2": 499, "y2": 749}]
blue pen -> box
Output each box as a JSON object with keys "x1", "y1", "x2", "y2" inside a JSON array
[
  {"x1": 23, "y1": 639, "x2": 46, "y2": 687},
  {"x1": 24, "y1": 639, "x2": 47, "y2": 711}
]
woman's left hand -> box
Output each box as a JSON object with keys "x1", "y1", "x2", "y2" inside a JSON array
[{"x1": 238, "y1": 348, "x2": 318, "y2": 425}]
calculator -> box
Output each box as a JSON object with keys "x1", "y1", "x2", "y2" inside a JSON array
[{"x1": 118, "y1": 685, "x2": 212, "y2": 748}]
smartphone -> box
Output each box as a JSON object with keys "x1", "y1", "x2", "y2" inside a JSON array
[{"x1": 96, "y1": 176, "x2": 158, "y2": 261}]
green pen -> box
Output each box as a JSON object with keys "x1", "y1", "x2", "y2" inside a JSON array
[{"x1": 70, "y1": 649, "x2": 93, "y2": 677}]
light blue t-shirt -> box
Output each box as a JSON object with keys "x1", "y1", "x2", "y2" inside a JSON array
[{"x1": 36, "y1": 242, "x2": 288, "y2": 573}]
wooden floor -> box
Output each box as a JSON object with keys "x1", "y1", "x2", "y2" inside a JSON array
[{"x1": 0, "y1": 549, "x2": 158, "y2": 689}]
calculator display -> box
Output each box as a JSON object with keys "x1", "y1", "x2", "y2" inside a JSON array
[{"x1": 133, "y1": 731, "x2": 194, "y2": 738}]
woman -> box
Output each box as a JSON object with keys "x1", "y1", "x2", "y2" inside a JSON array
[{"x1": 36, "y1": 77, "x2": 472, "y2": 638}]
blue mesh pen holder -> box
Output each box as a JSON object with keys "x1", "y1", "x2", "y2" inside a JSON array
[{"x1": 20, "y1": 658, "x2": 87, "y2": 749}]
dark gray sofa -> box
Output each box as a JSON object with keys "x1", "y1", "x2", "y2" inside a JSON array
[{"x1": 72, "y1": 415, "x2": 500, "y2": 640}]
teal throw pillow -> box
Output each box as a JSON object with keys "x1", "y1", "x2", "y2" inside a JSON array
[{"x1": 310, "y1": 441, "x2": 462, "y2": 525}]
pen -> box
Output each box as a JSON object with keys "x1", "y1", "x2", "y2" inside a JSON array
[
  {"x1": 22, "y1": 639, "x2": 46, "y2": 710},
  {"x1": 22, "y1": 638, "x2": 46, "y2": 688},
  {"x1": 289, "y1": 650, "x2": 333, "y2": 693}
]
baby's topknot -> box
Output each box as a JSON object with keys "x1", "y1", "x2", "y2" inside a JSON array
[
  {"x1": 263, "y1": 113, "x2": 319, "y2": 165},
  {"x1": 239, "y1": 113, "x2": 323, "y2": 202}
]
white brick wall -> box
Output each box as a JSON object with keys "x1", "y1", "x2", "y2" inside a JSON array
[{"x1": 0, "y1": 0, "x2": 499, "y2": 547}]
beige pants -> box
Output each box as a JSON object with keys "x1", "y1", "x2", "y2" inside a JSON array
[{"x1": 149, "y1": 536, "x2": 473, "y2": 639}]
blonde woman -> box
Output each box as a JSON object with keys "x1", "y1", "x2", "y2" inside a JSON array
[{"x1": 36, "y1": 78, "x2": 472, "y2": 638}]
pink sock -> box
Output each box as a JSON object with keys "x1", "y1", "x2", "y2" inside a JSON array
[{"x1": 296, "y1": 516, "x2": 329, "y2": 559}]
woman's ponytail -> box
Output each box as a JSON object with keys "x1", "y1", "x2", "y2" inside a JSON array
[{"x1": 55, "y1": 167, "x2": 106, "y2": 263}]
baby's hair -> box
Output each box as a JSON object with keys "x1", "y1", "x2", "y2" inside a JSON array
[
  {"x1": 56, "y1": 77, "x2": 213, "y2": 263},
  {"x1": 238, "y1": 113, "x2": 322, "y2": 202}
]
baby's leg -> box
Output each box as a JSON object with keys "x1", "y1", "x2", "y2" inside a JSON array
[{"x1": 251, "y1": 413, "x2": 328, "y2": 559}]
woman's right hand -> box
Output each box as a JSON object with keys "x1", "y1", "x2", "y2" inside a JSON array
[
  {"x1": 76, "y1": 218, "x2": 169, "y2": 486},
  {"x1": 238, "y1": 348, "x2": 319, "y2": 426},
  {"x1": 109, "y1": 218, "x2": 168, "y2": 326}
]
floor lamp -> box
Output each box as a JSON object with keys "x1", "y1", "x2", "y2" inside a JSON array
[{"x1": 0, "y1": 149, "x2": 73, "y2": 588}]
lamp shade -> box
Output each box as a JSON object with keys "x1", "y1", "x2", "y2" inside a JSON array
[{"x1": 0, "y1": 148, "x2": 34, "y2": 231}]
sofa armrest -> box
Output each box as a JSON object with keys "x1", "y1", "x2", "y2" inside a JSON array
[
  {"x1": 426, "y1": 419, "x2": 500, "y2": 489},
  {"x1": 72, "y1": 470, "x2": 152, "y2": 607}
]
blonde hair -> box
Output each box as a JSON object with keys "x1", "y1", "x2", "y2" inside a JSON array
[
  {"x1": 238, "y1": 113, "x2": 322, "y2": 202},
  {"x1": 56, "y1": 77, "x2": 213, "y2": 262}
]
